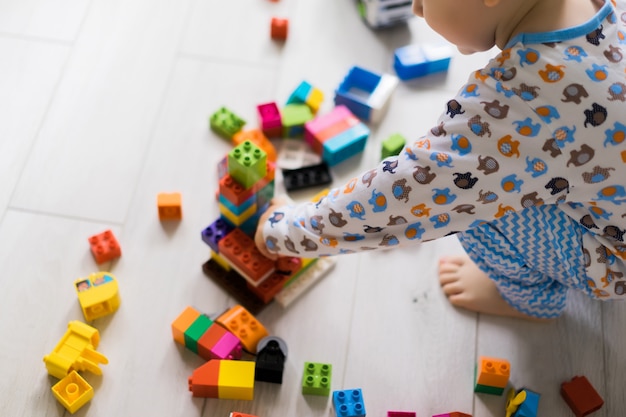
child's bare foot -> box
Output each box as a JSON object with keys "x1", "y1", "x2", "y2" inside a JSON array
[{"x1": 438, "y1": 255, "x2": 549, "y2": 321}]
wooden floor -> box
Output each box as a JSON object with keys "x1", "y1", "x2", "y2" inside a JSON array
[{"x1": 1, "y1": 0, "x2": 624, "y2": 416}]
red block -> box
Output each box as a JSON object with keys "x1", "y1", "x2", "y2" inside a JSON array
[
  {"x1": 561, "y1": 375, "x2": 604, "y2": 417},
  {"x1": 188, "y1": 361, "x2": 219, "y2": 398},
  {"x1": 271, "y1": 17, "x2": 288, "y2": 40},
  {"x1": 218, "y1": 228, "x2": 276, "y2": 285},
  {"x1": 88, "y1": 230, "x2": 121, "y2": 264}
]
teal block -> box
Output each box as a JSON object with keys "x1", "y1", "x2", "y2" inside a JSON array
[
  {"x1": 218, "y1": 192, "x2": 256, "y2": 216},
  {"x1": 381, "y1": 133, "x2": 406, "y2": 159},
  {"x1": 282, "y1": 104, "x2": 313, "y2": 137},
  {"x1": 322, "y1": 123, "x2": 370, "y2": 166},
  {"x1": 302, "y1": 362, "x2": 332, "y2": 396},
  {"x1": 210, "y1": 107, "x2": 246, "y2": 139},
  {"x1": 287, "y1": 81, "x2": 312, "y2": 105},
  {"x1": 228, "y1": 140, "x2": 267, "y2": 189}
]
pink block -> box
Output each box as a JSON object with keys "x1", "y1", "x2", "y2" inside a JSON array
[
  {"x1": 257, "y1": 102, "x2": 282, "y2": 138},
  {"x1": 304, "y1": 105, "x2": 353, "y2": 145},
  {"x1": 212, "y1": 330, "x2": 243, "y2": 360},
  {"x1": 388, "y1": 412, "x2": 416, "y2": 417}
]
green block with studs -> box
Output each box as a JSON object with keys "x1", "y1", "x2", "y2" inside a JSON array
[
  {"x1": 183, "y1": 314, "x2": 213, "y2": 354},
  {"x1": 210, "y1": 107, "x2": 246, "y2": 139},
  {"x1": 381, "y1": 133, "x2": 406, "y2": 159},
  {"x1": 302, "y1": 362, "x2": 332, "y2": 396},
  {"x1": 228, "y1": 140, "x2": 267, "y2": 189},
  {"x1": 282, "y1": 103, "x2": 313, "y2": 138}
]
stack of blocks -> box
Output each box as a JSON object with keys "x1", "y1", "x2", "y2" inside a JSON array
[{"x1": 474, "y1": 356, "x2": 510, "y2": 396}]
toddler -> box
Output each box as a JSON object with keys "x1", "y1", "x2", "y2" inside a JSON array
[{"x1": 255, "y1": 0, "x2": 626, "y2": 319}]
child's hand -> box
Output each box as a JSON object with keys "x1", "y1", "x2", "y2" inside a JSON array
[{"x1": 254, "y1": 197, "x2": 290, "y2": 260}]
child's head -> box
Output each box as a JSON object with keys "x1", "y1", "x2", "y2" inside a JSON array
[{"x1": 412, "y1": 0, "x2": 530, "y2": 54}]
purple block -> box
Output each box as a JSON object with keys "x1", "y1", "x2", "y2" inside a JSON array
[{"x1": 201, "y1": 218, "x2": 234, "y2": 252}]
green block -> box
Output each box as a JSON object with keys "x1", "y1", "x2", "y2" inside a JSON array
[
  {"x1": 210, "y1": 107, "x2": 246, "y2": 139},
  {"x1": 282, "y1": 103, "x2": 313, "y2": 138},
  {"x1": 381, "y1": 133, "x2": 406, "y2": 159},
  {"x1": 302, "y1": 362, "x2": 332, "y2": 396},
  {"x1": 183, "y1": 314, "x2": 213, "y2": 353},
  {"x1": 228, "y1": 140, "x2": 267, "y2": 189},
  {"x1": 474, "y1": 383, "x2": 505, "y2": 395}
]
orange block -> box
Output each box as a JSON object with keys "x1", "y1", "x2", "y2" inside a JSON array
[
  {"x1": 233, "y1": 129, "x2": 277, "y2": 163},
  {"x1": 476, "y1": 356, "x2": 510, "y2": 388},
  {"x1": 157, "y1": 192, "x2": 182, "y2": 221},
  {"x1": 189, "y1": 360, "x2": 220, "y2": 398},
  {"x1": 171, "y1": 306, "x2": 200, "y2": 346},
  {"x1": 216, "y1": 305, "x2": 269, "y2": 354},
  {"x1": 271, "y1": 17, "x2": 288, "y2": 40}
]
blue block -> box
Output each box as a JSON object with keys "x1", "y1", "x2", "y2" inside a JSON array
[
  {"x1": 513, "y1": 389, "x2": 540, "y2": 417},
  {"x1": 334, "y1": 66, "x2": 382, "y2": 121},
  {"x1": 322, "y1": 123, "x2": 370, "y2": 166},
  {"x1": 393, "y1": 44, "x2": 452, "y2": 80},
  {"x1": 201, "y1": 218, "x2": 234, "y2": 252},
  {"x1": 287, "y1": 81, "x2": 312, "y2": 105},
  {"x1": 218, "y1": 192, "x2": 256, "y2": 215},
  {"x1": 333, "y1": 389, "x2": 366, "y2": 417}
]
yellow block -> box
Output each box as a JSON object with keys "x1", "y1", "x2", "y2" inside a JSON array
[
  {"x1": 74, "y1": 272, "x2": 121, "y2": 321},
  {"x1": 218, "y1": 202, "x2": 257, "y2": 226},
  {"x1": 51, "y1": 370, "x2": 94, "y2": 414},
  {"x1": 211, "y1": 250, "x2": 232, "y2": 271},
  {"x1": 218, "y1": 360, "x2": 255, "y2": 400},
  {"x1": 306, "y1": 88, "x2": 324, "y2": 114}
]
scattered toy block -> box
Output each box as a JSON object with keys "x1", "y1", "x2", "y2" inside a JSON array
[
  {"x1": 506, "y1": 388, "x2": 540, "y2": 417},
  {"x1": 198, "y1": 323, "x2": 243, "y2": 361},
  {"x1": 474, "y1": 356, "x2": 510, "y2": 395},
  {"x1": 333, "y1": 388, "x2": 366, "y2": 417},
  {"x1": 215, "y1": 304, "x2": 269, "y2": 354},
  {"x1": 393, "y1": 44, "x2": 453, "y2": 80},
  {"x1": 282, "y1": 161, "x2": 332, "y2": 192},
  {"x1": 230, "y1": 413, "x2": 259, "y2": 417},
  {"x1": 184, "y1": 313, "x2": 213, "y2": 354},
  {"x1": 561, "y1": 376, "x2": 603, "y2": 417},
  {"x1": 233, "y1": 128, "x2": 277, "y2": 162},
  {"x1": 171, "y1": 306, "x2": 201, "y2": 346},
  {"x1": 381, "y1": 133, "x2": 406, "y2": 159},
  {"x1": 257, "y1": 102, "x2": 283, "y2": 138},
  {"x1": 322, "y1": 123, "x2": 370, "y2": 166},
  {"x1": 334, "y1": 65, "x2": 398, "y2": 124},
  {"x1": 210, "y1": 106, "x2": 246, "y2": 139},
  {"x1": 282, "y1": 103, "x2": 314, "y2": 137},
  {"x1": 51, "y1": 370, "x2": 94, "y2": 414},
  {"x1": 255, "y1": 336, "x2": 288, "y2": 384},
  {"x1": 287, "y1": 80, "x2": 324, "y2": 114},
  {"x1": 88, "y1": 229, "x2": 121, "y2": 264},
  {"x1": 201, "y1": 218, "x2": 235, "y2": 253},
  {"x1": 271, "y1": 17, "x2": 288, "y2": 40},
  {"x1": 188, "y1": 360, "x2": 219, "y2": 398},
  {"x1": 218, "y1": 228, "x2": 276, "y2": 286},
  {"x1": 302, "y1": 362, "x2": 332, "y2": 396},
  {"x1": 157, "y1": 192, "x2": 182, "y2": 221},
  {"x1": 43, "y1": 321, "x2": 108, "y2": 379},
  {"x1": 74, "y1": 272, "x2": 121, "y2": 321}
]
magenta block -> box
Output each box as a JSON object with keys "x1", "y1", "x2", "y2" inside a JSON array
[
  {"x1": 213, "y1": 329, "x2": 243, "y2": 360},
  {"x1": 257, "y1": 102, "x2": 282, "y2": 138},
  {"x1": 388, "y1": 412, "x2": 416, "y2": 417}
]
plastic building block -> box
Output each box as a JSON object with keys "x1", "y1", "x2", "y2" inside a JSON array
[
  {"x1": 257, "y1": 102, "x2": 283, "y2": 138},
  {"x1": 282, "y1": 103, "x2": 314, "y2": 137},
  {"x1": 274, "y1": 257, "x2": 336, "y2": 307},
  {"x1": 387, "y1": 412, "x2": 416, "y2": 417},
  {"x1": 218, "y1": 228, "x2": 276, "y2": 286},
  {"x1": 74, "y1": 271, "x2": 121, "y2": 321},
  {"x1": 188, "y1": 359, "x2": 255, "y2": 400},
  {"x1": 233, "y1": 128, "x2": 277, "y2": 162},
  {"x1": 302, "y1": 362, "x2": 332, "y2": 396},
  {"x1": 198, "y1": 322, "x2": 243, "y2": 360},
  {"x1": 333, "y1": 389, "x2": 366, "y2": 417},
  {"x1": 282, "y1": 162, "x2": 332, "y2": 192},
  {"x1": 432, "y1": 413, "x2": 472, "y2": 417},
  {"x1": 219, "y1": 201, "x2": 258, "y2": 227},
  {"x1": 219, "y1": 162, "x2": 276, "y2": 206},
  {"x1": 305, "y1": 105, "x2": 358, "y2": 154},
  {"x1": 157, "y1": 192, "x2": 182, "y2": 221},
  {"x1": 276, "y1": 140, "x2": 322, "y2": 170},
  {"x1": 381, "y1": 133, "x2": 406, "y2": 159},
  {"x1": 43, "y1": 321, "x2": 108, "y2": 379},
  {"x1": 334, "y1": 66, "x2": 398, "y2": 124},
  {"x1": 287, "y1": 81, "x2": 324, "y2": 114},
  {"x1": 506, "y1": 388, "x2": 540, "y2": 417},
  {"x1": 171, "y1": 306, "x2": 201, "y2": 346},
  {"x1": 51, "y1": 370, "x2": 94, "y2": 414},
  {"x1": 270, "y1": 17, "x2": 288, "y2": 40},
  {"x1": 322, "y1": 123, "x2": 370, "y2": 166},
  {"x1": 88, "y1": 229, "x2": 121, "y2": 264},
  {"x1": 247, "y1": 271, "x2": 290, "y2": 304},
  {"x1": 393, "y1": 44, "x2": 453, "y2": 80},
  {"x1": 561, "y1": 376, "x2": 604, "y2": 417},
  {"x1": 228, "y1": 140, "x2": 267, "y2": 189},
  {"x1": 211, "y1": 250, "x2": 232, "y2": 271},
  {"x1": 255, "y1": 336, "x2": 288, "y2": 384},
  {"x1": 210, "y1": 106, "x2": 246, "y2": 139},
  {"x1": 230, "y1": 413, "x2": 259, "y2": 417},
  {"x1": 184, "y1": 313, "x2": 213, "y2": 354},
  {"x1": 357, "y1": 0, "x2": 414, "y2": 29},
  {"x1": 215, "y1": 304, "x2": 269, "y2": 354},
  {"x1": 474, "y1": 356, "x2": 510, "y2": 395},
  {"x1": 201, "y1": 218, "x2": 235, "y2": 253}
]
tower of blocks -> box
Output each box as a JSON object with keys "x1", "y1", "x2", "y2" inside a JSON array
[{"x1": 474, "y1": 356, "x2": 510, "y2": 396}]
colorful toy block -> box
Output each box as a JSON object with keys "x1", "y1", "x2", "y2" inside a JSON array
[
  {"x1": 211, "y1": 250, "x2": 232, "y2": 271},
  {"x1": 88, "y1": 229, "x2": 121, "y2": 264},
  {"x1": 257, "y1": 102, "x2": 283, "y2": 138},
  {"x1": 255, "y1": 336, "x2": 288, "y2": 384},
  {"x1": 432, "y1": 413, "x2": 472, "y2": 417},
  {"x1": 358, "y1": 0, "x2": 414, "y2": 29},
  {"x1": 157, "y1": 192, "x2": 182, "y2": 221},
  {"x1": 188, "y1": 359, "x2": 255, "y2": 400},
  {"x1": 171, "y1": 306, "x2": 201, "y2": 346},
  {"x1": 210, "y1": 106, "x2": 246, "y2": 139},
  {"x1": 230, "y1": 413, "x2": 259, "y2": 417},
  {"x1": 474, "y1": 356, "x2": 510, "y2": 395},
  {"x1": 393, "y1": 44, "x2": 453, "y2": 80},
  {"x1": 74, "y1": 272, "x2": 121, "y2": 321},
  {"x1": 282, "y1": 103, "x2": 314, "y2": 137},
  {"x1": 274, "y1": 257, "x2": 336, "y2": 307},
  {"x1": 270, "y1": 17, "x2": 288, "y2": 40},
  {"x1": 387, "y1": 412, "x2": 416, "y2": 417},
  {"x1": 201, "y1": 218, "x2": 235, "y2": 253},
  {"x1": 233, "y1": 128, "x2": 277, "y2": 162},
  {"x1": 43, "y1": 321, "x2": 108, "y2": 380},
  {"x1": 282, "y1": 161, "x2": 332, "y2": 192},
  {"x1": 287, "y1": 81, "x2": 324, "y2": 114},
  {"x1": 333, "y1": 389, "x2": 366, "y2": 417},
  {"x1": 219, "y1": 201, "x2": 258, "y2": 227},
  {"x1": 381, "y1": 133, "x2": 406, "y2": 159},
  {"x1": 215, "y1": 304, "x2": 269, "y2": 354},
  {"x1": 228, "y1": 140, "x2": 267, "y2": 189},
  {"x1": 322, "y1": 122, "x2": 370, "y2": 166},
  {"x1": 334, "y1": 66, "x2": 398, "y2": 124},
  {"x1": 198, "y1": 322, "x2": 243, "y2": 360},
  {"x1": 218, "y1": 228, "x2": 276, "y2": 286},
  {"x1": 219, "y1": 162, "x2": 276, "y2": 206},
  {"x1": 202, "y1": 258, "x2": 268, "y2": 314},
  {"x1": 51, "y1": 370, "x2": 94, "y2": 414},
  {"x1": 184, "y1": 312, "x2": 213, "y2": 354},
  {"x1": 247, "y1": 271, "x2": 290, "y2": 304},
  {"x1": 506, "y1": 388, "x2": 540, "y2": 417},
  {"x1": 217, "y1": 190, "x2": 255, "y2": 217},
  {"x1": 561, "y1": 376, "x2": 603, "y2": 417},
  {"x1": 302, "y1": 362, "x2": 332, "y2": 396}
]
